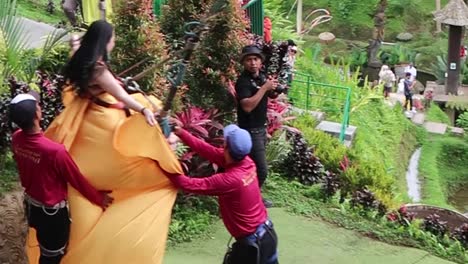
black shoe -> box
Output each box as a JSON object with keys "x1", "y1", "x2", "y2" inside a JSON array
[{"x1": 263, "y1": 198, "x2": 273, "y2": 208}]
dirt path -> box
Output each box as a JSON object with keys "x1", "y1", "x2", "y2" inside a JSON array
[
  {"x1": 0, "y1": 191, "x2": 28, "y2": 264},
  {"x1": 164, "y1": 208, "x2": 454, "y2": 264}
]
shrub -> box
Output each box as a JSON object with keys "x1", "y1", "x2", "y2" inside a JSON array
[
  {"x1": 173, "y1": 106, "x2": 224, "y2": 175},
  {"x1": 456, "y1": 111, "x2": 468, "y2": 130},
  {"x1": 162, "y1": 0, "x2": 249, "y2": 113},
  {"x1": 320, "y1": 171, "x2": 340, "y2": 200},
  {"x1": 422, "y1": 214, "x2": 449, "y2": 237},
  {"x1": 267, "y1": 98, "x2": 295, "y2": 136},
  {"x1": 350, "y1": 187, "x2": 386, "y2": 215},
  {"x1": 386, "y1": 205, "x2": 416, "y2": 226},
  {"x1": 426, "y1": 104, "x2": 451, "y2": 125},
  {"x1": 265, "y1": 130, "x2": 291, "y2": 169},
  {"x1": 168, "y1": 194, "x2": 218, "y2": 245},
  {"x1": 452, "y1": 223, "x2": 468, "y2": 248},
  {"x1": 0, "y1": 73, "x2": 64, "y2": 157},
  {"x1": 281, "y1": 131, "x2": 326, "y2": 185},
  {"x1": 160, "y1": 0, "x2": 211, "y2": 41},
  {"x1": 112, "y1": 0, "x2": 168, "y2": 95},
  {"x1": 292, "y1": 114, "x2": 348, "y2": 171}
]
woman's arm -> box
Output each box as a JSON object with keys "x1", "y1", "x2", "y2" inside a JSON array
[{"x1": 94, "y1": 69, "x2": 157, "y2": 126}]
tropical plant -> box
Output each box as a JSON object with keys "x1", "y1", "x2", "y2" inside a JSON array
[
  {"x1": 379, "y1": 45, "x2": 418, "y2": 66},
  {"x1": 0, "y1": 72, "x2": 64, "y2": 160},
  {"x1": 386, "y1": 205, "x2": 416, "y2": 226},
  {"x1": 265, "y1": 130, "x2": 291, "y2": 169},
  {"x1": 266, "y1": 98, "x2": 295, "y2": 136},
  {"x1": 320, "y1": 171, "x2": 340, "y2": 200},
  {"x1": 456, "y1": 111, "x2": 468, "y2": 130},
  {"x1": 281, "y1": 130, "x2": 326, "y2": 185},
  {"x1": 422, "y1": 214, "x2": 448, "y2": 237},
  {"x1": 350, "y1": 187, "x2": 383, "y2": 213},
  {"x1": 263, "y1": 0, "x2": 300, "y2": 42},
  {"x1": 0, "y1": 0, "x2": 69, "y2": 84},
  {"x1": 452, "y1": 223, "x2": 468, "y2": 248},
  {"x1": 172, "y1": 106, "x2": 224, "y2": 175},
  {"x1": 112, "y1": 0, "x2": 168, "y2": 95},
  {"x1": 432, "y1": 55, "x2": 447, "y2": 85}
]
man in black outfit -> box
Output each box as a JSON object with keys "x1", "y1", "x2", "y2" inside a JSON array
[{"x1": 235, "y1": 45, "x2": 279, "y2": 208}]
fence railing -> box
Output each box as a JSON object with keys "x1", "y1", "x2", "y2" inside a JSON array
[
  {"x1": 242, "y1": 0, "x2": 264, "y2": 36},
  {"x1": 288, "y1": 72, "x2": 351, "y2": 142}
]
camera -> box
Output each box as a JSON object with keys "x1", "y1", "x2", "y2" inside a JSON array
[{"x1": 256, "y1": 72, "x2": 286, "y2": 94}]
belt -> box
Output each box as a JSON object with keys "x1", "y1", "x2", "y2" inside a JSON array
[
  {"x1": 89, "y1": 96, "x2": 131, "y2": 117},
  {"x1": 25, "y1": 194, "x2": 67, "y2": 210},
  {"x1": 245, "y1": 127, "x2": 266, "y2": 134},
  {"x1": 237, "y1": 219, "x2": 274, "y2": 242}
]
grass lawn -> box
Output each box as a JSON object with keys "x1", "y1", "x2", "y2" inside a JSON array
[
  {"x1": 16, "y1": 0, "x2": 66, "y2": 25},
  {"x1": 426, "y1": 104, "x2": 451, "y2": 125},
  {"x1": 164, "y1": 208, "x2": 455, "y2": 264},
  {"x1": 0, "y1": 153, "x2": 18, "y2": 195},
  {"x1": 418, "y1": 135, "x2": 468, "y2": 209}
]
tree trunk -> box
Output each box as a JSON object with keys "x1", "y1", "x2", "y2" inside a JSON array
[
  {"x1": 296, "y1": 0, "x2": 302, "y2": 34},
  {"x1": 436, "y1": 0, "x2": 442, "y2": 33}
]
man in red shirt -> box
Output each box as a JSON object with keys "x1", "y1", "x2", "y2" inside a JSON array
[
  {"x1": 170, "y1": 124, "x2": 279, "y2": 264},
  {"x1": 9, "y1": 93, "x2": 113, "y2": 264}
]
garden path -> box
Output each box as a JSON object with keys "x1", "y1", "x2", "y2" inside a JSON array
[
  {"x1": 164, "y1": 208, "x2": 455, "y2": 264},
  {"x1": 16, "y1": 17, "x2": 66, "y2": 49}
]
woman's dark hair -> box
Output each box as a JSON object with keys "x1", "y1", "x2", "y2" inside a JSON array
[{"x1": 64, "y1": 20, "x2": 114, "y2": 96}]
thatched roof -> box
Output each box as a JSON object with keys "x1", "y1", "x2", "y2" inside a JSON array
[{"x1": 433, "y1": 0, "x2": 468, "y2": 26}]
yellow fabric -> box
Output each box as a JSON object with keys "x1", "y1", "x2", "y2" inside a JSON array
[
  {"x1": 82, "y1": 0, "x2": 113, "y2": 25},
  {"x1": 27, "y1": 89, "x2": 182, "y2": 264}
]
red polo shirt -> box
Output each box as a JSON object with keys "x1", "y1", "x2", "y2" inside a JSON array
[
  {"x1": 11, "y1": 130, "x2": 104, "y2": 207},
  {"x1": 169, "y1": 130, "x2": 268, "y2": 238}
]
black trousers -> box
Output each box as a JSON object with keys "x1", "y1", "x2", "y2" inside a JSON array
[
  {"x1": 246, "y1": 128, "x2": 268, "y2": 187},
  {"x1": 404, "y1": 94, "x2": 413, "y2": 110},
  {"x1": 25, "y1": 202, "x2": 70, "y2": 264},
  {"x1": 225, "y1": 227, "x2": 279, "y2": 264}
]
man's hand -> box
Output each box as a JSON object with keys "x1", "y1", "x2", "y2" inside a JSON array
[
  {"x1": 167, "y1": 132, "x2": 180, "y2": 151},
  {"x1": 172, "y1": 126, "x2": 182, "y2": 136},
  {"x1": 100, "y1": 191, "x2": 114, "y2": 210},
  {"x1": 262, "y1": 78, "x2": 278, "y2": 91}
]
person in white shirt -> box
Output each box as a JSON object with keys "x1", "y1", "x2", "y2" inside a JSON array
[
  {"x1": 378, "y1": 65, "x2": 396, "y2": 99},
  {"x1": 404, "y1": 63, "x2": 417, "y2": 83}
]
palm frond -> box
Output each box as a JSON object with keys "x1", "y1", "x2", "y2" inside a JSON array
[{"x1": 0, "y1": 0, "x2": 31, "y2": 80}]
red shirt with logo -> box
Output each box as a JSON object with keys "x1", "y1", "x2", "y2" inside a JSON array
[
  {"x1": 11, "y1": 130, "x2": 103, "y2": 207},
  {"x1": 170, "y1": 130, "x2": 268, "y2": 238}
]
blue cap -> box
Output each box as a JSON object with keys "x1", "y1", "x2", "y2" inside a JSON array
[{"x1": 223, "y1": 124, "x2": 252, "y2": 161}]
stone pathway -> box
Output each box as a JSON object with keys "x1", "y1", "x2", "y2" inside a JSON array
[
  {"x1": 423, "y1": 122, "x2": 448, "y2": 135},
  {"x1": 15, "y1": 17, "x2": 67, "y2": 49}
]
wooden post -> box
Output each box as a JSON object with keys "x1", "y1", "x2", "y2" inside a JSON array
[
  {"x1": 297, "y1": 0, "x2": 302, "y2": 34},
  {"x1": 436, "y1": 0, "x2": 442, "y2": 32},
  {"x1": 446, "y1": 25, "x2": 463, "y2": 95}
]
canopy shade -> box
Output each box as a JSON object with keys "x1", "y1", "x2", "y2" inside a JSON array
[{"x1": 433, "y1": 0, "x2": 468, "y2": 26}]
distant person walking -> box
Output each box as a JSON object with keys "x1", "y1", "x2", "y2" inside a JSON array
[
  {"x1": 404, "y1": 62, "x2": 417, "y2": 83},
  {"x1": 62, "y1": 0, "x2": 82, "y2": 27},
  {"x1": 378, "y1": 65, "x2": 396, "y2": 99},
  {"x1": 403, "y1": 72, "x2": 415, "y2": 112}
]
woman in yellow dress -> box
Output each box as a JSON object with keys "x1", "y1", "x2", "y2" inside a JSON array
[
  {"x1": 82, "y1": 0, "x2": 113, "y2": 25},
  {"x1": 27, "y1": 20, "x2": 183, "y2": 264}
]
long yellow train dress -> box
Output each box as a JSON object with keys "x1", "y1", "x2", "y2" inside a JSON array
[{"x1": 26, "y1": 87, "x2": 182, "y2": 263}]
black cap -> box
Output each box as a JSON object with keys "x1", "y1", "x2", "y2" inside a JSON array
[{"x1": 240, "y1": 45, "x2": 264, "y2": 63}]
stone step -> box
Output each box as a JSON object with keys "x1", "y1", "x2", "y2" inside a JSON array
[
  {"x1": 423, "y1": 121, "x2": 448, "y2": 135},
  {"x1": 450, "y1": 126, "x2": 465, "y2": 136},
  {"x1": 315, "y1": 121, "x2": 357, "y2": 141},
  {"x1": 411, "y1": 113, "x2": 425, "y2": 125}
]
